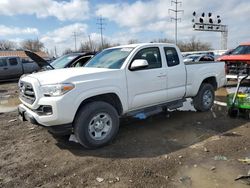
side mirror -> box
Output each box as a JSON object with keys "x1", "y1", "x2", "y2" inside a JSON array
[{"x1": 130, "y1": 59, "x2": 149, "y2": 71}]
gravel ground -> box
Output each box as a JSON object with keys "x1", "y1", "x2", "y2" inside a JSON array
[{"x1": 0, "y1": 81, "x2": 249, "y2": 188}]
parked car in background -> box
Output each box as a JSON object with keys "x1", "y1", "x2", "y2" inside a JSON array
[
  {"x1": 182, "y1": 51, "x2": 215, "y2": 57},
  {"x1": 217, "y1": 43, "x2": 250, "y2": 79},
  {"x1": 183, "y1": 54, "x2": 214, "y2": 63},
  {"x1": 0, "y1": 56, "x2": 39, "y2": 81},
  {"x1": 25, "y1": 51, "x2": 96, "y2": 70},
  {"x1": 18, "y1": 43, "x2": 226, "y2": 149}
]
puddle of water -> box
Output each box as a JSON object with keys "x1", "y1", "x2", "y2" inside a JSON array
[
  {"x1": 174, "y1": 164, "x2": 249, "y2": 188},
  {"x1": 0, "y1": 97, "x2": 20, "y2": 113}
]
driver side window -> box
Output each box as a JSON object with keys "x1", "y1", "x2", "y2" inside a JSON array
[
  {"x1": 132, "y1": 47, "x2": 162, "y2": 69},
  {"x1": 72, "y1": 56, "x2": 92, "y2": 67},
  {"x1": 0, "y1": 58, "x2": 7, "y2": 67}
]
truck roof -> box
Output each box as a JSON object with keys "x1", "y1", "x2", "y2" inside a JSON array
[{"x1": 108, "y1": 43, "x2": 176, "y2": 49}]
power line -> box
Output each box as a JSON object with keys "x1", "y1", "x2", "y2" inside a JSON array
[
  {"x1": 96, "y1": 16, "x2": 106, "y2": 50},
  {"x1": 169, "y1": 0, "x2": 184, "y2": 45}
]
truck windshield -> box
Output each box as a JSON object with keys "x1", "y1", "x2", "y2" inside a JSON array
[
  {"x1": 85, "y1": 48, "x2": 134, "y2": 69},
  {"x1": 51, "y1": 54, "x2": 79, "y2": 69},
  {"x1": 231, "y1": 45, "x2": 250, "y2": 55}
]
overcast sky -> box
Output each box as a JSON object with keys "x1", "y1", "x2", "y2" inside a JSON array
[{"x1": 0, "y1": 0, "x2": 249, "y2": 54}]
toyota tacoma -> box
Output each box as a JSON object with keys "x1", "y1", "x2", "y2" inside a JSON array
[{"x1": 18, "y1": 43, "x2": 226, "y2": 148}]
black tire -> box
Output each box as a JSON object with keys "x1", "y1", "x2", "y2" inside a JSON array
[
  {"x1": 193, "y1": 83, "x2": 215, "y2": 112},
  {"x1": 74, "y1": 101, "x2": 119, "y2": 149}
]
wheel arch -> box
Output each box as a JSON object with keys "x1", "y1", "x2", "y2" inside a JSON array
[
  {"x1": 201, "y1": 76, "x2": 218, "y2": 90},
  {"x1": 74, "y1": 93, "x2": 123, "y2": 123}
]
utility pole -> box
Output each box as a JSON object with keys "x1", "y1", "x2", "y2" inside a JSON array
[
  {"x1": 97, "y1": 16, "x2": 105, "y2": 50},
  {"x1": 221, "y1": 26, "x2": 228, "y2": 50},
  {"x1": 169, "y1": 0, "x2": 183, "y2": 45},
  {"x1": 72, "y1": 31, "x2": 77, "y2": 52},
  {"x1": 72, "y1": 31, "x2": 84, "y2": 52}
]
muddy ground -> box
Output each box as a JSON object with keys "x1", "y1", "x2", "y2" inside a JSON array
[{"x1": 0, "y1": 81, "x2": 249, "y2": 188}]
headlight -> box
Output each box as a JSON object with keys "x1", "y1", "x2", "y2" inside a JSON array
[{"x1": 41, "y1": 83, "x2": 75, "y2": 97}]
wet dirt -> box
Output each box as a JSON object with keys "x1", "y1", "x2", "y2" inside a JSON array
[
  {"x1": 0, "y1": 82, "x2": 20, "y2": 113},
  {"x1": 173, "y1": 163, "x2": 250, "y2": 188},
  {"x1": 0, "y1": 82, "x2": 250, "y2": 188},
  {"x1": 0, "y1": 97, "x2": 20, "y2": 113}
]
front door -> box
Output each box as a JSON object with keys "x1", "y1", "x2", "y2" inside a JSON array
[
  {"x1": 7, "y1": 57, "x2": 23, "y2": 78},
  {"x1": 126, "y1": 47, "x2": 167, "y2": 110},
  {"x1": 0, "y1": 58, "x2": 9, "y2": 80}
]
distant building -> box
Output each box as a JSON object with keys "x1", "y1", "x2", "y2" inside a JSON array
[{"x1": 0, "y1": 50, "x2": 50, "y2": 62}]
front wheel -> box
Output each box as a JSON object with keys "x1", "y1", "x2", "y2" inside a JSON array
[
  {"x1": 74, "y1": 101, "x2": 119, "y2": 149},
  {"x1": 193, "y1": 83, "x2": 215, "y2": 112}
]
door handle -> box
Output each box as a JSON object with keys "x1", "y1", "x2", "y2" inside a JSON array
[{"x1": 3, "y1": 67, "x2": 8, "y2": 70}]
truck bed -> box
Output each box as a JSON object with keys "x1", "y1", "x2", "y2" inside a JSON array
[{"x1": 184, "y1": 61, "x2": 226, "y2": 97}]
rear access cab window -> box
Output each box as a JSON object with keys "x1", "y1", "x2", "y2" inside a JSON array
[
  {"x1": 8, "y1": 58, "x2": 18, "y2": 66},
  {"x1": 164, "y1": 47, "x2": 180, "y2": 67}
]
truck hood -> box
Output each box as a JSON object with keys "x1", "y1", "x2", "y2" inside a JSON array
[
  {"x1": 24, "y1": 50, "x2": 54, "y2": 69},
  {"x1": 27, "y1": 67, "x2": 114, "y2": 85},
  {"x1": 217, "y1": 54, "x2": 250, "y2": 62}
]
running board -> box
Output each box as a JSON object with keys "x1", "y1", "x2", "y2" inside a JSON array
[{"x1": 124, "y1": 99, "x2": 186, "y2": 119}]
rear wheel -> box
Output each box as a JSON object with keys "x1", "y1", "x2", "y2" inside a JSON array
[
  {"x1": 74, "y1": 101, "x2": 119, "y2": 149},
  {"x1": 193, "y1": 83, "x2": 215, "y2": 112}
]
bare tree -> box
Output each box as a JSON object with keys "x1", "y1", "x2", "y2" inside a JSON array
[
  {"x1": 62, "y1": 48, "x2": 74, "y2": 55},
  {"x1": 152, "y1": 38, "x2": 174, "y2": 43},
  {"x1": 21, "y1": 39, "x2": 44, "y2": 52},
  {"x1": 0, "y1": 40, "x2": 16, "y2": 50},
  {"x1": 99, "y1": 39, "x2": 112, "y2": 51},
  {"x1": 127, "y1": 39, "x2": 139, "y2": 44},
  {"x1": 178, "y1": 37, "x2": 212, "y2": 52},
  {"x1": 79, "y1": 41, "x2": 96, "y2": 52},
  {"x1": 79, "y1": 39, "x2": 118, "y2": 52},
  {"x1": 152, "y1": 37, "x2": 212, "y2": 52}
]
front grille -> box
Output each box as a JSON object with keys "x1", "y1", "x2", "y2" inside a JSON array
[
  {"x1": 19, "y1": 81, "x2": 36, "y2": 104},
  {"x1": 226, "y1": 61, "x2": 250, "y2": 75}
]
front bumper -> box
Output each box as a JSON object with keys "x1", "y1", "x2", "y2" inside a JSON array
[
  {"x1": 18, "y1": 104, "x2": 73, "y2": 135},
  {"x1": 18, "y1": 103, "x2": 73, "y2": 126},
  {"x1": 18, "y1": 104, "x2": 40, "y2": 125}
]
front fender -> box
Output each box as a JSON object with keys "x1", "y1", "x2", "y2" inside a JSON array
[{"x1": 73, "y1": 86, "x2": 128, "y2": 116}]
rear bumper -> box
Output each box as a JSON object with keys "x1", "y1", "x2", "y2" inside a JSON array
[
  {"x1": 226, "y1": 74, "x2": 250, "y2": 80},
  {"x1": 18, "y1": 104, "x2": 73, "y2": 134}
]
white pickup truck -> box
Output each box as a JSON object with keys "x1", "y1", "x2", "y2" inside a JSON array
[{"x1": 18, "y1": 43, "x2": 226, "y2": 148}]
